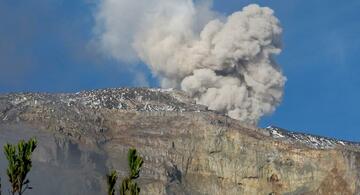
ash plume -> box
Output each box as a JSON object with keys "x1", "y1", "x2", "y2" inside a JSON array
[{"x1": 94, "y1": 0, "x2": 286, "y2": 124}]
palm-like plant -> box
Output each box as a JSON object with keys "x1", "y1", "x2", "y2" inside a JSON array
[
  {"x1": 4, "y1": 138, "x2": 37, "y2": 195},
  {"x1": 119, "y1": 177, "x2": 140, "y2": 195},
  {"x1": 107, "y1": 170, "x2": 118, "y2": 195},
  {"x1": 128, "y1": 149, "x2": 143, "y2": 180},
  {"x1": 120, "y1": 148, "x2": 143, "y2": 195},
  {"x1": 106, "y1": 148, "x2": 143, "y2": 195}
]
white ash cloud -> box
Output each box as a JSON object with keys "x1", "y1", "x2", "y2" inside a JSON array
[{"x1": 93, "y1": 0, "x2": 286, "y2": 124}]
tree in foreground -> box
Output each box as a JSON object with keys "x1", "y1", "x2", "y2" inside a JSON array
[
  {"x1": 106, "y1": 148, "x2": 143, "y2": 195},
  {"x1": 107, "y1": 170, "x2": 117, "y2": 195},
  {"x1": 4, "y1": 138, "x2": 37, "y2": 195},
  {"x1": 120, "y1": 148, "x2": 143, "y2": 195}
]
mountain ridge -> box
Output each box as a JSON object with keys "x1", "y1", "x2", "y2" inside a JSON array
[
  {"x1": 1, "y1": 87, "x2": 358, "y2": 148},
  {"x1": 0, "y1": 87, "x2": 360, "y2": 194}
]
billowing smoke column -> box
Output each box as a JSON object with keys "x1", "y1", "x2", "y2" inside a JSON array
[{"x1": 94, "y1": 0, "x2": 286, "y2": 124}]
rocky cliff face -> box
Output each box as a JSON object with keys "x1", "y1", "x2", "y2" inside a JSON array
[{"x1": 0, "y1": 88, "x2": 359, "y2": 195}]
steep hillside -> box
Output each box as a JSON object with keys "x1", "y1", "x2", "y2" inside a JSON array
[{"x1": 0, "y1": 88, "x2": 359, "y2": 194}]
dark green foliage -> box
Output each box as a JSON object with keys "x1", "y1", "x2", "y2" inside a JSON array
[
  {"x1": 105, "y1": 148, "x2": 143, "y2": 195},
  {"x1": 107, "y1": 170, "x2": 118, "y2": 195},
  {"x1": 119, "y1": 178, "x2": 139, "y2": 195},
  {"x1": 128, "y1": 148, "x2": 143, "y2": 179},
  {"x1": 4, "y1": 138, "x2": 37, "y2": 195},
  {"x1": 119, "y1": 148, "x2": 143, "y2": 195}
]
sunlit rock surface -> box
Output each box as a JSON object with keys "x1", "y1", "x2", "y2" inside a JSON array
[{"x1": 0, "y1": 88, "x2": 359, "y2": 195}]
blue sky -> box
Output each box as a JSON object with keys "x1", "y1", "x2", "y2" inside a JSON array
[{"x1": 1, "y1": 0, "x2": 360, "y2": 141}]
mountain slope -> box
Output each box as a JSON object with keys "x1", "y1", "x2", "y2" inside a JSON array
[{"x1": 0, "y1": 88, "x2": 359, "y2": 194}]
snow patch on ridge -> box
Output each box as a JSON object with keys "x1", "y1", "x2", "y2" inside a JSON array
[{"x1": 266, "y1": 126, "x2": 358, "y2": 149}]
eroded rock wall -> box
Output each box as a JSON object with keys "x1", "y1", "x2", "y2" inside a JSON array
[{"x1": 0, "y1": 89, "x2": 359, "y2": 194}]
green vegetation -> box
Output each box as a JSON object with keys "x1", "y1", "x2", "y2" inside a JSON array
[
  {"x1": 127, "y1": 148, "x2": 143, "y2": 180},
  {"x1": 4, "y1": 138, "x2": 37, "y2": 195},
  {"x1": 120, "y1": 148, "x2": 143, "y2": 195},
  {"x1": 120, "y1": 177, "x2": 140, "y2": 195},
  {"x1": 107, "y1": 170, "x2": 117, "y2": 195},
  {"x1": 0, "y1": 139, "x2": 143, "y2": 195},
  {"x1": 106, "y1": 148, "x2": 144, "y2": 195}
]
